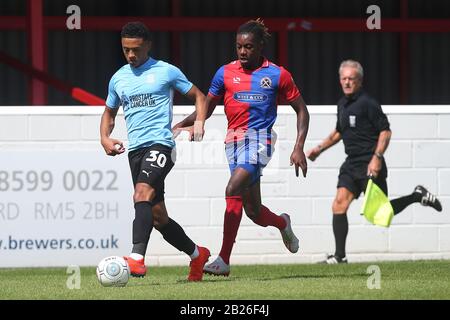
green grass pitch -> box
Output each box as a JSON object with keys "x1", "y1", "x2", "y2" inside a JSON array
[{"x1": 1, "y1": 260, "x2": 449, "y2": 300}]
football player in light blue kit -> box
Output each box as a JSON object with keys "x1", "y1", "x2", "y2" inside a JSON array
[{"x1": 100, "y1": 22, "x2": 210, "y2": 281}]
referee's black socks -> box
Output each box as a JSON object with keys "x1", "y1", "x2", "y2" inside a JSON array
[
  {"x1": 391, "y1": 192, "x2": 421, "y2": 215},
  {"x1": 333, "y1": 213, "x2": 348, "y2": 258}
]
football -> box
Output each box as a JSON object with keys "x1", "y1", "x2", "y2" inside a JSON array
[{"x1": 96, "y1": 256, "x2": 130, "y2": 287}]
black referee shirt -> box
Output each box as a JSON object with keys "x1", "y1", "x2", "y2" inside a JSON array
[{"x1": 336, "y1": 90, "x2": 390, "y2": 159}]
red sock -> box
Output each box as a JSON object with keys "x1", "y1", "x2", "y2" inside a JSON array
[
  {"x1": 253, "y1": 205, "x2": 287, "y2": 230},
  {"x1": 219, "y1": 196, "x2": 243, "y2": 265}
]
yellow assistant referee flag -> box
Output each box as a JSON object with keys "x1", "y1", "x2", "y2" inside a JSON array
[{"x1": 361, "y1": 178, "x2": 394, "y2": 227}]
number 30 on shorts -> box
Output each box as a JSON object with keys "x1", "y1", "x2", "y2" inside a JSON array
[{"x1": 145, "y1": 150, "x2": 167, "y2": 168}]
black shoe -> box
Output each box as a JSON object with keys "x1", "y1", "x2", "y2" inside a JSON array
[
  {"x1": 414, "y1": 185, "x2": 442, "y2": 212},
  {"x1": 320, "y1": 254, "x2": 348, "y2": 264}
]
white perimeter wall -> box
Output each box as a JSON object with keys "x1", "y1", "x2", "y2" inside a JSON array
[{"x1": 1, "y1": 105, "x2": 449, "y2": 267}]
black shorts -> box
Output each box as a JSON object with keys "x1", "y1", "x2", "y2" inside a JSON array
[
  {"x1": 337, "y1": 156, "x2": 388, "y2": 199},
  {"x1": 128, "y1": 144, "x2": 175, "y2": 205}
]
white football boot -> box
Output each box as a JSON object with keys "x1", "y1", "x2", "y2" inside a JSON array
[
  {"x1": 280, "y1": 213, "x2": 299, "y2": 253},
  {"x1": 321, "y1": 254, "x2": 348, "y2": 264},
  {"x1": 203, "y1": 256, "x2": 230, "y2": 277}
]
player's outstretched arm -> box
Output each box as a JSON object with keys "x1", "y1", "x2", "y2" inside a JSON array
[
  {"x1": 306, "y1": 129, "x2": 342, "y2": 161},
  {"x1": 289, "y1": 96, "x2": 310, "y2": 177},
  {"x1": 172, "y1": 94, "x2": 219, "y2": 141},
  {"x1": 184, "y1": 85, "x2": 207, "y2": 141},
  {"x1": 100, "y1": 107, "x2": 125, "y2": 156}
]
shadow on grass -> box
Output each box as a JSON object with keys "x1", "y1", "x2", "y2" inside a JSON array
[
  {"x1": 125, "y1": 277, "x2": 234, "y2": 286},
  {"x1": 255, "y1": 272, "x2": 368, "y2": 281},
  {"x1": 198, "y1": 270, "x2": 369, "y2": 282},
  {"x1": 123, "y1": 269, "x2": 369, "y2": 286}
]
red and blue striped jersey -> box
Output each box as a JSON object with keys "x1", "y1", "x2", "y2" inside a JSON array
[{"x1": 208, "y1": 58, "x2": 301, "y2": 143}]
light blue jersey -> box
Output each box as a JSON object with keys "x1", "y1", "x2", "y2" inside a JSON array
[{"x1": 106, "y1": 57, "x2": 193, "y2": 151}]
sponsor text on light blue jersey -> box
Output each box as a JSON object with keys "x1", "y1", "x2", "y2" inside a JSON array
[{"x1": 106, "y1": 57, "x2": 193, "y2": 151}]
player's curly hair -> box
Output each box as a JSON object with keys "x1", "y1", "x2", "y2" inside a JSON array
[
  {"x1": 237, "y1": 18, "x2": 271, "y2": 45},
  {"x1": 121, "y1": 21, "x2": 151, "y2": 41}
]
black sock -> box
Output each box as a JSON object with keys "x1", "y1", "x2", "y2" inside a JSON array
[
  {"x1": 333, "y1": 214, "x2": 348, "y2": 258},
  {"x1": 391, "y1": 192, "x2": 421, "y2": 215},
  {"x1": 131, "y1": 201, "x2": 153, "y2": 256},
  {"x1": 158, "y1": 218, "x2": 196, "y2": 255}
]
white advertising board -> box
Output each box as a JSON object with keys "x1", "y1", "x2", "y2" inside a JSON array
[{"x1": 0, "y1": 151, "x2": 134, "y2": 267}]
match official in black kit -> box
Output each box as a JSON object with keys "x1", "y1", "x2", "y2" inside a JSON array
[{"x1": 306, "y1": 60, "x2": 442, "y2": 264}]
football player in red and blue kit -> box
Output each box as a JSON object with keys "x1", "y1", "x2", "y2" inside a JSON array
[{"x1": 174, "y1": 19, "x2": 309, "y2": 276}]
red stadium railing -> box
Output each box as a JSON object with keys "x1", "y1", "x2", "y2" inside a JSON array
[
  {"x1": 3, "y1": 16, "x2": 450, "y2": 33},
  {"x1": 2, "y1": 0, "x2": 450, "y2": 105},
  {"x1": 0, "y1": 51, "x2": 105, "y2": 106}
]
